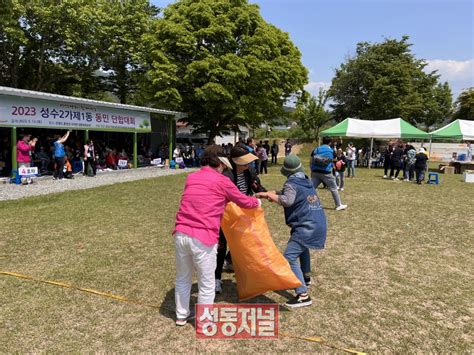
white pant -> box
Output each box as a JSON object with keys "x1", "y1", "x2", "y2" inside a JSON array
[{"x1": 174, "y1": 232, "x2": 217, "y2": 320}]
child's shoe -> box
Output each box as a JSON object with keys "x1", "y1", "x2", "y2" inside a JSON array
[{"x1": 285, "y1": 293, "x2": 312, "y2": 308}]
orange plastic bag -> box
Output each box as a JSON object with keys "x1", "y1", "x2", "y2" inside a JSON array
[{"x1": 221, "y1": 202, "x2": 302, "y2": 301}]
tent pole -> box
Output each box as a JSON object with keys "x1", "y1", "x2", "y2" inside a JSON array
[
  {"x1": 369, "y1": 137, "x2": 374, "y2": 169},
  {"x1": 429, "y1": 137, "x2": 432, "y2": 158},
  {"x1": 133, "y1": 132, "x2": 138, "y2": 169},
  {"x1": 11, "y1": 127, "x2": 17, "y2": 172},
  {"x1": 168, "y1": 117, "x2": 174, "y2": 163}
]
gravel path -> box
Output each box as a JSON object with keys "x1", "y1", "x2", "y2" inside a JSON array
[{"x1": 0, "y1": 167, "x2": 194, "y2": 202}]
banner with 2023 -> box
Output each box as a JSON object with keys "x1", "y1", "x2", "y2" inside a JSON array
[{"x1": 0, "y1": 95, "x2": 151, "y2": 132}]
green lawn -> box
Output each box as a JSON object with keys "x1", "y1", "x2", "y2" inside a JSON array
[{"x1": 1, "y1": 150, "x2": 473, "y2": 352}]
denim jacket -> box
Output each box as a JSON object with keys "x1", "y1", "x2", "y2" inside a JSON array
[{"x1": 281, "y1": 173, "x2": 327, "y2": 249}]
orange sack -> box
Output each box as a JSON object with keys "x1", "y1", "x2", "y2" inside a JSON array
[{"x1": 221, "y1": 202, "x2": 302, "y2": 301}]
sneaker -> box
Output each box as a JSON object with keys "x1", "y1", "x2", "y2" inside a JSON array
[
  {"x1": 383, "y1": 175, "x2": 387, "y2": 178},
  {"x1": 215, "y1": 279, "x2": 223, "y2": 294},
  {"x1": 176, "y1": 311, "x2": 195, "y2": 327},
  {"x1": 335, "y1": 204, "x2": 347, "y2": 211},
  {"x1": 285, "y1": 294, "x2": 312, "y2": 308},
  {"x1": 304, "y1": 276, "x2": 311, "y2": 287},
  {"x1": 393, "y1": 178, "x2": 399, "y2": 181},
  {"x1": 340, "y1": 188, "x2": 344, "y2": 191},
  {"x1": 404, "y1": 179, "x2": 409, "y2": 182}
]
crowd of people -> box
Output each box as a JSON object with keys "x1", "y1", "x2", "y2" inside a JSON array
[
  {"x1": 0, "y1": 131, "x2": 176, "y2": 183},
  {"x1": 382, "y1": 143, "x2": 430, "y2": 184},
  {"x1": 310, "y1": 138, "x2": 432, "y2": 188}
]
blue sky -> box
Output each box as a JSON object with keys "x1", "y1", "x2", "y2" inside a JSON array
[{"x1": 153, "y1": 0, "x2": 473, "y2": 100}]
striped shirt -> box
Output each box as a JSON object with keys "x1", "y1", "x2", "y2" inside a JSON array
[{"x1": 236, "y1": 172, "x2": 248, "y2": 194}]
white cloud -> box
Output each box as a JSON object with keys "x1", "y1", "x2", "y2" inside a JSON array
[
  {"x1": 304, "y1": 81, "x2": 331, "y2": 96},
  {"x1": 425, "y1": 59, "x2": 474, "y2": 82}
]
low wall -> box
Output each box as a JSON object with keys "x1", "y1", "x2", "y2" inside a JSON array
[{"x1": 408, "y1": 142, "x2": 472, "y2": 162}]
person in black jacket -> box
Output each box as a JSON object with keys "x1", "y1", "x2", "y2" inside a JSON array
[
  {"x1": 215, "y1": 147, "x2": 267, "y2": 293},
  {"x1": 383, "y1": 145, "x2": 393, "y2": 178},
  {"x1": 390, "y1": 144, "x2": 404, "y2": 180},
  {"x1": 414, "y1": 148, "x2": 429, "y2": 184}
]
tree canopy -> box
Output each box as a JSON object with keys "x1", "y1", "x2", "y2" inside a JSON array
[
  {"x1": 0, "y1": 0, "x2": 157, "y2": 103},
  {"x1": 452, "y1": 88, "x2": 474, "y2": 121},
  {"x1": 146, "y1": 0, "x2": 307, "y2": 143},
  {"x1": 293, "y1": 89, "x2": 332, "y2": 140},
  {"x1": 329, "y1": 36, "x2": 452, "y2": 130}
]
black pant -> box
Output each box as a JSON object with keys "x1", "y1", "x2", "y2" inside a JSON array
[
  {"x1": 215, "y1": 229, "x2": 227, "y2": 280},
  {"x1": 215, "y1": 230, "x2": 233, "y2": 280},
  {"x1": 260, "y1": 159, "x2": 268, "y2": 174},
  {"x1": 383, "y1": 159, "x2": 391, "y2": 176},
  {"x1": 271, "y1": 154, "x2": 277, "y2": 164},
  {"x1": 390, "y1": 164, "x2": 401, "y2": 178},
  {"x1": 84, "y1": 158, "x2": 96, "y2": 176},
  {"x1": 54, "y1": 157, "x2": 65, "y2": 179}
]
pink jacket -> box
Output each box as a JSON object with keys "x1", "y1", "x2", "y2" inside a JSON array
[
  {"x1": 174, "y1": 166, "x2": 260, "y2": 247},
  {"x1": 16, "y1": 140, "x2": 33, "y2": 163}
]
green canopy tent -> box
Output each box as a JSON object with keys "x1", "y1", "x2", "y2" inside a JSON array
[
  {"x1": 320, "y1": 118, "x2": 430, "y2": 167},
  {"x1": 430, "y1": 120, "x2": 474, "y2": 140},
  {"x1": 320, "y1": 117, "x2": 430, "y2": 139}
]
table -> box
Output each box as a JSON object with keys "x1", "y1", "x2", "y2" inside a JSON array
[{"x1": 450, "y1": 161, "x2": 474, "y2": 174}]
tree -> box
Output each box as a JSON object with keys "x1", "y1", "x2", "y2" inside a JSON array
[
  {"x1": 0, "y1": 0, "x2": 104, "y2": 96},
  {"x1": 294, "y1": 88, "x2": 332, "y2": 140},
  {"x1": 146, "y1": 0, "x2": 307, "y2": 143},
  {"x1": 329, "y1": 36, "x2": 452, "y2": 130},
  {"x1": 98, "y1": 0, "x2": 159, "y2": 104},
  {"x1": 452, "y1": 88, "x2": 474, "y2": 121}
]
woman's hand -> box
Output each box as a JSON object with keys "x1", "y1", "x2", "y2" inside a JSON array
[{"x1": 255, "y1": 191, "x2": 279, "y2": 204}]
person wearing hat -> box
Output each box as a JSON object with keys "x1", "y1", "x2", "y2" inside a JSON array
[
  {"x1": 173, "y1": 145, "x2": 261, "y2": 326},
  {"x1": 256, "y1": 154, "x2": 327, "y2": 308},
  {"x1": 414, "y1": 147, "x2": 429, "y2": 184},
  {"x1": 214, "y1": 146, "x2": 267, "y2": 293}
]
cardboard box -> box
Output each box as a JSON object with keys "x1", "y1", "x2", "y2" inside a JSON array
[
  {"x1": 443, "y1": 166, "x2": 455, "y2": 175},
  {"x1": 464, "y1": 170, "x2": 474, "y2": 183}
]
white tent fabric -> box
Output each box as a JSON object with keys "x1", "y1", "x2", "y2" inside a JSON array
[
  {"x1": 346, "y1": 118, "x2": 403, "y2": 137},
  {"x1": 460, "y1": 120, "x2": 474, "y2": 140}
]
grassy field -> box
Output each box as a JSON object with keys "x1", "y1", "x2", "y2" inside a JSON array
[{"x1": 1, "y1": 148, "x2": 473, "y2": 352}]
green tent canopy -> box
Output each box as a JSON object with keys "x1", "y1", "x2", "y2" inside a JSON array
[
  {"x1": 320, "y1": 118, "x2": 430, "y2": 139},
  {"x1": 430, "y1": 120, "x2": 474, "y2": 140}
]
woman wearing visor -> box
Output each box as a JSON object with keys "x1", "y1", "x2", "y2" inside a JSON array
[{"x1": 215, "y1": 147, "x2": 267, "y2": 294}]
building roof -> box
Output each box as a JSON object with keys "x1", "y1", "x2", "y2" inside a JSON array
[{"x1": 0, "y1": 86, "x2": 183, "y2": 119}]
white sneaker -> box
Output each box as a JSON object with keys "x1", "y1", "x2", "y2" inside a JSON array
[
  {"x1": 336, "y1": 204, "x2": 347, "y2": 211},
  {"x1": 215, "y1": 279, "x2": 223, "y2": 294},
  {"x1": 340, "y1": 188, "x2": 344, "y2": 191},
  {"x1": 393, "y1": 178, "x2": 399, "y2": 181},
  {"x1": 383, "y1": 175, "x2": 387, "y2": 178},
  {"x1": 404, "y1": 179, "x2": 409, "y2": 182}
]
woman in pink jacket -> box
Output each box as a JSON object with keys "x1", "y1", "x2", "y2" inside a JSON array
[
  {"x1": 16, "y1": 134, "x2": 37, "y2": 184},
  {"x1": 173, "y1": 145, "x2": 261, "y2": 326}
]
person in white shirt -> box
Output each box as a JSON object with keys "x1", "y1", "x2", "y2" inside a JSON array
[{"x1": 346, "y1": 142, "x2": 356, "y2": 177}]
